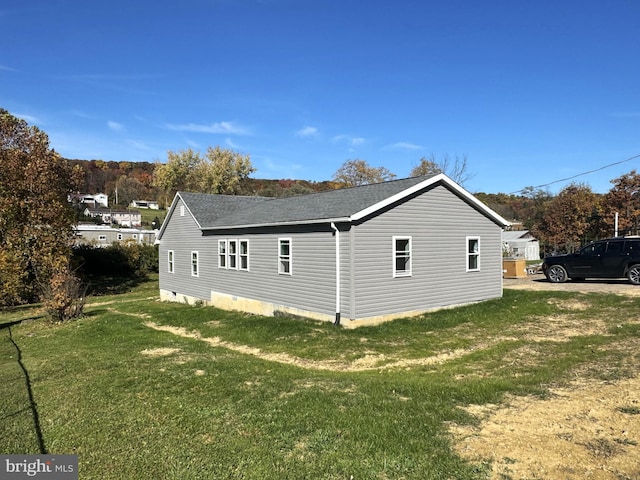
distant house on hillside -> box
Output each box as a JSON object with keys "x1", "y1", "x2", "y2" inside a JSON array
[
  {"x1": 130, "y1": 199, "x2": 160, "y2": 210},
  {"x1": 502, "y1": 230, "x2": 540, "y2": 260},
  {"x1": 157, "y1": 174, "x2": 510, "y2": 327},
  {"x1": 70, "y1": 193, "x2": 109, "y2": 208},
  {"x1": 75, "y1": 224, "x2": 156, "y2": 246},
  {"x1": 83, "y1": 208, "x2": 142, "y2": 227}
]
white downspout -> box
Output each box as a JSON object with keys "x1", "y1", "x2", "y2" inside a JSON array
[{"x1": 330, "y1": 222, "x2": 341, "y2": 326}]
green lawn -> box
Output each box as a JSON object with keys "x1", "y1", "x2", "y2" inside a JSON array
[{"x1": 2, "y1": 276, "x2": 639, "y2": 479}]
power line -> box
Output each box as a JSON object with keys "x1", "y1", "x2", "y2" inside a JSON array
[{"x1": 509, "y1": 153, "x2": 640, "y2": 195}]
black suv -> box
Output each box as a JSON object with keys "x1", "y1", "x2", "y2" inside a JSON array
[{"x1": 542, "y1": 237, "x2": 640, "y2": 285}]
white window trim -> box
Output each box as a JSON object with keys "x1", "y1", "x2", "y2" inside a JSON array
[
  {"x1": 239, "y1": 239, "x2": 249, "y2": 271},
  {"x1": 393, "y1": 236, "x2": 412, "y2": 277},
  {"x1": 227, "y1": 239, "x2": 239, "y2": 270},
  {"x1": 466, "y1": 236, "x2": 481, "y2": 272},
  {"x1": 117, "y1": 233, "x2": 123, "y2": 240},
  {"x1": 191, "y1": 251, "x2": 199, "y2": 277},
  {"x1": 180, "y1": 205, "x2": 185, "y2": 216},
  {"x1": 218, "y1": 240, "x2": 227, "y2": 269},
  {"x1": 278, "y1": 238, "x2": 292, "y2": 275},
  {"x1": 98, "y1": 234, "x2": 107, "y2": 241},
  {"x1": 168, "y1": 250, "x2": 174, "y2": 274}
]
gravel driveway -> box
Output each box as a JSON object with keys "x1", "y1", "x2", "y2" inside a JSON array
[{"x1": 504, "y1": 273, "x2": 640, "y2": 296}]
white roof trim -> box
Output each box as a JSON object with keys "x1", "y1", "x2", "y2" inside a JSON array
[{"x1": 351, "y1": 173, "x2": 510, "y2": 227}]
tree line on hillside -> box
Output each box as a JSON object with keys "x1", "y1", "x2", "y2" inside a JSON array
[
  {"x1": 2, "y1": 108, "x2": 640, "y2": 315},
  {"x1": 71, "y1": 145, "x2": 640, "y2": 255}
]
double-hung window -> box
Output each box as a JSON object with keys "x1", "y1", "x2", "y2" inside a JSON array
[
  {"x1": 219, "y1": 239, "x2": 249, "y2": 271},
  {"x1": 466, "y1": 237, "x2": 480, "y2": 271},
  {"x1": 228, "y1": 240, "x2": 238, "y2": 269},
  {"x1": 278, "y1": 238, "x2": 292, "y2": 275},
  {"x1": 239, "y1": 240, "x2": 249, "y2": 271},
  {"x1": 168, "y1": 250, "x2": 174, "y2": 273},
  {"x1": 191, "y1": 251, "x2": 199, "y2": 277},
  {"x1": 218, "y1": 240, "x2": 227, "y2": 268},
  {"x1": 393, "y1": 236, "x2": 412, "y2": 277}
]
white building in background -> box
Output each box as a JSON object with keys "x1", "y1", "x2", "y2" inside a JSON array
[
  {"x1": 70, "y1": 193, "x2": 109, "y2": 208},
  {"x1": 502, "y1": 230, "x2": 540, "y2": 260},
  {"x1": 75, "y1": 224, "x2": 157, "y2": 246},
  {"x1": 130, "y1": 199, "x2": 160, "y2": 210}
]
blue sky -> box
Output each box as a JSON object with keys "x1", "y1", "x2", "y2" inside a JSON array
[{"x1": 2, "y1": 0, "x2": 639, "y2": 194}]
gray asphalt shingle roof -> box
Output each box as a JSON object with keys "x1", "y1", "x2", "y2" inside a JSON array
[{"x1": 179, "y1": 175, "x2": 435, "y2": 229}]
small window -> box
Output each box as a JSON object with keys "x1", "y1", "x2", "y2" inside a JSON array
[
  {"x1": 393, "y1": 236, "x2": 412, "y2": 277},
  {"x1": 279, "y1": 238, "x2": 292, "y2": 275},
  {"x1": 117, "y1": 233, "x2": 123, "y2": 241},
  {"x1": 606, "y1": 241, "x2": 623, "y2": 254},
  {"x1": 626, "y1": 240, "x2": 640, "y2": 253},
  {"x1": 239, "y1": 240, "x2": 249, "y2": 271},
  {"x1": 168, "y1": 250, "x2": 174, "y2": 273},
  {"x1": 191, "y1": 251, "x2": 199, "y2": 277},
  {"x1": 132, "y1": 234, "x2": 138, "y2": 240},
  {"x1": 467, "y1": 237, "x2": 480, "y2": 271},
  {"x1": 218, "y1": 240, "x2": 227, "y2": 268},
  {"x1": 228, "y1": 240, "x2": 238, "y2": 269},
  {"x1": 180, "y1": 205, "x2": 185, "y2": 216},
  {"x1": 98, "y1": 235, "x2": 107, "y2": 241}
]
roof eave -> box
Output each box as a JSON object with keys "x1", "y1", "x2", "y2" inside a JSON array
[
  {"x1": 201, "y1": 216, "x2": 352, "y2": 231},
  {"x1": 351, "y1": 173, "x2": 511, "y2": 227}
]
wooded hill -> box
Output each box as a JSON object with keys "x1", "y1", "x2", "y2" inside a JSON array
[{"x1": 67, "y1": 158, "x2": 640, "y2": 255}]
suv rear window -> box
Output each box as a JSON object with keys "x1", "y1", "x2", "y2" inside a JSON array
[
  {"x1": 625, "y1": 240, "x2": 640, "y2": 253},
  {"x1": 606, "y1": 241, "x2": 624, "y2": 254}
]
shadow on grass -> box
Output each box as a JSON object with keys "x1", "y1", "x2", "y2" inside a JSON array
[
  {"x1": 6, "y1": 327, "x2": 47, "y2": 454},
  {"x1": 81, "y1": 274, "x2": 150, "y2": 296}
]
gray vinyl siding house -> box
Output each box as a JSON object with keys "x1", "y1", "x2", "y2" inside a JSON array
[{"x1": 157, "y1": 174, "x2": 510, "y2": 327}]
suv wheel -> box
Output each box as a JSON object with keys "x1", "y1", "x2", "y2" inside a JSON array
[
  {"x1": 546, "y1": 265, "x2": 568, "y2": 283},
  {"x1": 627, "y1": 265, "x2": 640, "y2": 285}
]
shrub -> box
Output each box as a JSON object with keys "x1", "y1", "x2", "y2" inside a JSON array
[
  {"x1": 73, "y1": 242, "x2": 158, "y2": 277},
  {"x1": 41, "y1": 268, "x2": 87, "y2": 323}
]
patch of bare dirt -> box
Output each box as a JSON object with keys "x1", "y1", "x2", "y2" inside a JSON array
[
  {"x1": 504, "y1": 276, "x2": 640, "y2": 296},
  {"x1": 144, "y1": 321, "x2": 486, "y2": 372},
  {"x1": 140, "y1": 347, "x2": 181, "y2": 357},
  {"x1": 451, "y1": 374, "x2": 640, "y2": 479}
]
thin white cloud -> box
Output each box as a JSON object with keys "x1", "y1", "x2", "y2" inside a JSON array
[
  {"x1": 225, "y1": 138, "x2": 242, "y2": 149},
  {"x1": 108, "y1": 120, "x2": 124, "y2": 132},
  {"x1": 0, "y1": 64, "x2": 17, "y2": 72},
  {"x1": 296, "y1": 126, "x2": 319, "y2": 138},
  {"x1": 69, "y1": 110, "x2": 96, "y2": 120},
  {"x1": 386, "y1": 142, "x2": 423, "y2": 150},
  {"x1": 125, "y1": 139, "x2": 151, "y2": 151},
  {"x1": 15, "y1": 113, "x2": 43, "y2": 125},
  {"x1": 332, "y1": 134, "x2": 366, "y2": 147},
  {"x1": 165, "y1": 121, "x2": 249, "y2": 135}
]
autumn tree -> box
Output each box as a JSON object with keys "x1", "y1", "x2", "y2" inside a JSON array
[
  {"x1": 532, "y1": 183, "x2": 602, "y2": 253},
  {"x1": 0, "y1": 109, "x2": 82, "y2": 310},
  {"x1": 153, "y1": 148, "x2": 202, "y2": 206},
  {"x1": 114, "y1": 175, "x2": 146, "y2": 207},
  {"x1": 332, "y1": 159, "x2": 396, "y2": 187},
  {"x1": 153, "y1": 147, "x2": 255, "y2": 205},
  {"x1": 193, "y1": 146, "x2": 255, "y2": 195},
  {"x1": 602, "y1": 170, "x2": 640, "y2": 236},
  {"x1": 410, "y1": 154, "x2": 475, "y2": 186}
]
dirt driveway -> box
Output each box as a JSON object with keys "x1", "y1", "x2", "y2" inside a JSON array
[
  {"x1": 504, "y1": 274, "x2": 640, "y2": 296},
  {"x1": 449, "y1": 274, "x2": 640, "y2": 479}
]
